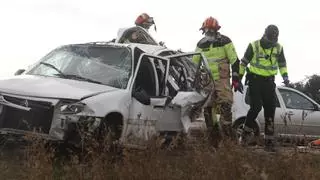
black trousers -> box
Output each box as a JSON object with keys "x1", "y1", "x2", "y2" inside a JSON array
[{"x1": 244, "y1": 74, "x2": 276, "y2": 139}]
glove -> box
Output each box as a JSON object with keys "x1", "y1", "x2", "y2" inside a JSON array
[
  {"x1": 232, "y1": 76, "x2": 244, "y2": 94},
  {"x1": 282, "y1": 76, "x2": 290, "y2": 86}
]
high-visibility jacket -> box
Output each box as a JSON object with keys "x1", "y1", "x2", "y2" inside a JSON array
[
  {"x1": 239, "y1": 40, "x2": 288, "y2": 77},
  {"x1": 192, "y1": 34, "x2": 239, "y2": 80}
]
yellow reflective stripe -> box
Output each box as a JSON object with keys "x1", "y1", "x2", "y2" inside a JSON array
[
  {"x1": 249, "y1": 66, "x2": 277, "y2": 76},
  {"x1": 224, "y1": 42, "x2": 238, "y2": 64},
  {"x1": 279, "y1": 67, "x2": 287, "y2": 76},
  {"x1": 252, "y1": 64, "x2": 278, "y2": 71},
  {"x1": 250, "y1": 40, "x2": 282, "y2": 74}
]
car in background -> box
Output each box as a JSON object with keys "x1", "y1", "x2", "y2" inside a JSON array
[{"x1": 232, "y1": 85, "x2": 320, "y2": 143}]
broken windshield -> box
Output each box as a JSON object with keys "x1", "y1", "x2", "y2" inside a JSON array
[{"x1": 26, "y1": 45, "x2": 132, "y2": 89}]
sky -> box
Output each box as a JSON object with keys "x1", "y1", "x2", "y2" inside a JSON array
[{"x1": 0, "y1": 0, "x2": 319, "y2": 85}]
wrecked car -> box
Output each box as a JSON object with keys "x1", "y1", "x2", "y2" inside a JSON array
[{"x1": 0, "y1": 40, "x2": 214, "y2": 149}]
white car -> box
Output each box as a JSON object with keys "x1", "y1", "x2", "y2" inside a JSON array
[
  {"x1": 0, "y1": 28, "x2": 214, "y2": 149},
  {"x1": 232, "y1": 85, "x2": 320, "y2": 142}
]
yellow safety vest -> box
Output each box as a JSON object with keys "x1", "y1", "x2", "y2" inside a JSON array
[
  {"x1": 192, "y1": 41, "x2": 238, "y2": 80},
  {"x1": 248, "y1": 40, "x2": 283, "y2": 77}
]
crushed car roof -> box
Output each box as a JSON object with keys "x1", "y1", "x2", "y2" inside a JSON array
[{"x1": 68, "y1": 41, "x2": 169, "y2": 55}]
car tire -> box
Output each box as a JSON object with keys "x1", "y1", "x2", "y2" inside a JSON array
[
  {"x1": 233, "y1": 118, "x2": 260, "y2": 146},
  {"x1": 96, "y1": 119, "x2": 122, "y2": 145}
]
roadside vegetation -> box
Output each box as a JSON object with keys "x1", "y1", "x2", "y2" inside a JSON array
[{"x1": 0, "y1": 130, "x2": 320, "y2": 180}]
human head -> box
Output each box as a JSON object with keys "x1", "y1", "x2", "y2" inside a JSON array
[
  {"x1": 135, "y1": 13, "x2": 156, "y2": 31},
  {"x1": 263, "y1": 24, "x2": 279, "y2": 44},
  {"x1": 199, "y1": 16, "x2": 221, "y2": 36}
]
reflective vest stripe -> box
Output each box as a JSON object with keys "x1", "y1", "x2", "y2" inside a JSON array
[
  {"x1": 251, "y1": 41, "x2": 278, "y2": 70},
  {"x1": 253, "y1": 63, "x2": 278, "y2": 71}
]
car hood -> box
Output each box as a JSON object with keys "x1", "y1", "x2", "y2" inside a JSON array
[{"x1": 0, "y1": 75, "x2": 119, "y2": 100}]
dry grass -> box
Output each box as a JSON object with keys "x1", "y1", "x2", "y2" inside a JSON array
[{"x1": 0, "y1": 131, "x2": 320, "y2": 180}]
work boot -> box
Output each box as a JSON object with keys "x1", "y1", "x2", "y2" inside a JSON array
[
  {"x1": 264, "y1": 139, "x2": 277, "y2": 153},
  {"x1": 239, "y1": 126, "x2": 254, "y2": 146}
]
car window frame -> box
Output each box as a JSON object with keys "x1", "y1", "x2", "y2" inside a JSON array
[
  {"x1": 129, "y1": 53, "x2": 169, "y2": 97},
  {"x1": 278, "y1": 88, "x2": 316, "y2": 110}
]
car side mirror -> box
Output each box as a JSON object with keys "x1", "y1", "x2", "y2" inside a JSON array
[
  {"x1": 14, "y1": 69, "x2": 25, "y2": 76},
  {"x1": 150, "y1": 97, "x2": 168, "y2": 107},
  {"x1": 313, "y1": 103, "x2": 320, "y2": 111}
]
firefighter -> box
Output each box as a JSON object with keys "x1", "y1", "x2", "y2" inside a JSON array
[
  {"x1": 239, "y1": 24, "x2": 290, "y2": 152},
  {"x1": 129, "y1": 13, "x2": 156, "y2": 43},
  {"x1": 134, "y1": 13, "x2": 156, "y2": 31},
  {"x1": 119, "y1": 13, "x2": 159, "y2": 44},
  {"x1": 192, "y1": 16, "x2": 243, "y2": 141}
]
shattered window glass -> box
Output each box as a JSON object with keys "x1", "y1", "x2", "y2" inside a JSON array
[{"x1": 27, "y1": 45, "x2": 132, "y2": 89}]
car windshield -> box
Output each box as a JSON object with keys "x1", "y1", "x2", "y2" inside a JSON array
[{"x1": 26, "y1": 45, "x2": 132, "y2": 89}]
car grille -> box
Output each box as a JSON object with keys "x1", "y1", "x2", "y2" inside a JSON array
[{"x1": 0, "y1": 95, "x2": 54, "y2": 134}]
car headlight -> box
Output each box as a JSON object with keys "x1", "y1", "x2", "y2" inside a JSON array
[{"x1": 60, "y1": 102, "x2": 86, "y2": 114}]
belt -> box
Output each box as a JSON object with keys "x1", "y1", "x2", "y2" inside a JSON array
[{"x1": 251, "y1": 74, "x2": 275, "y2": 81}]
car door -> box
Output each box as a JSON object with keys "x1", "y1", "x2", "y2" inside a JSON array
[
  {"x1": 164, "y1": 52, "x2": 213, "y2": 100},
  {"x1": 122, "y1": 53, "x2": 182, "y2": 148},
  {"x1": 278, "y1": 87, "x2": 320, "y2": 138},
  {"x1": 163, "y1": 52, "x2": 214, "y2": 133},
  {"x1": 244, "y1": 86, "x2": 285, "y2": 135}
]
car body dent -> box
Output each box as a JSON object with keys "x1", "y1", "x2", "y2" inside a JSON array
[
  {"x1": 49, "y1": 89, "x2": 131, "y2": 141},
  {"x1": 81, "y1": 89, "x2": 131, "y2": 118},
  {"x1": 171, "y1": 91, "x2": 207, "y2": 134}
]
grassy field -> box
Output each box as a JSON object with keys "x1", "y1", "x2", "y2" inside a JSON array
[{"x1": 0, "y1": 133, "x2": 320, "y2": 180}]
